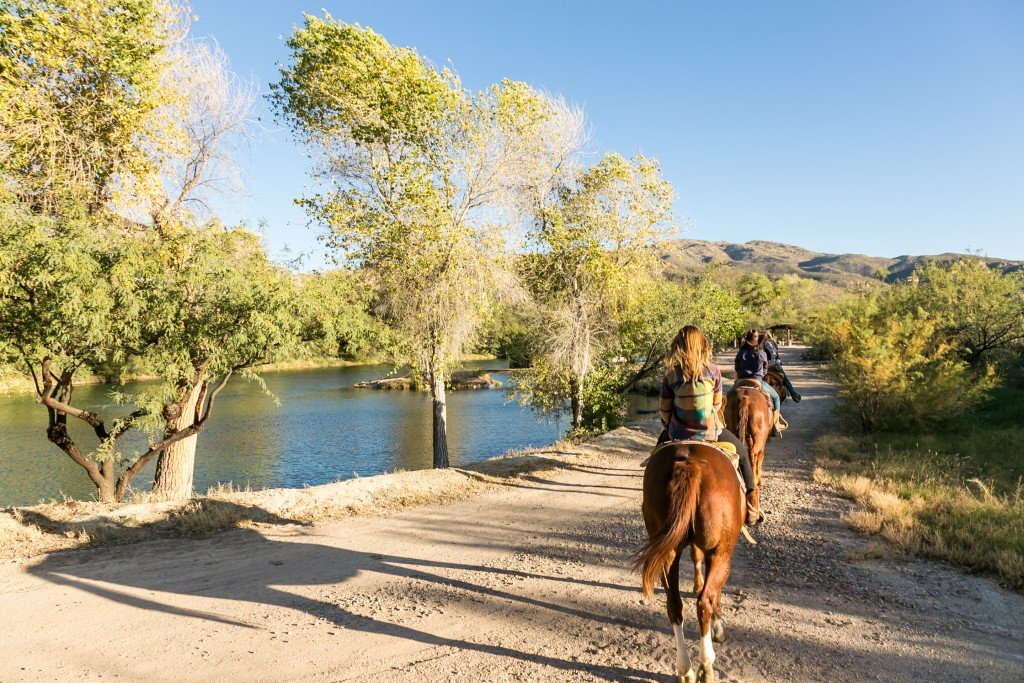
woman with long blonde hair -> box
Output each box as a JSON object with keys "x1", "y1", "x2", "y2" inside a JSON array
[{"x1": 658, "y1": 325, "x2": 760, "y2": 523}]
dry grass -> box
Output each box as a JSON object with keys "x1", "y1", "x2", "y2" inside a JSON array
[
  {"x1": 845, "y1": 539, "x2": 902, "y2": 562},
  {"x1": 814, "y1": 433, "x2": 1024, "y2": 590},
  {"x1": 0, "y1": 428, "x2": 649, "y2": 561}
]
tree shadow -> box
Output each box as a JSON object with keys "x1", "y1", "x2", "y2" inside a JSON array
[{"x1": 28, "y1": 527, "x2": 670, "y2": 682}]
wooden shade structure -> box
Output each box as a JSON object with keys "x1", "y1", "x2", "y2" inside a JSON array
[{"x1": 768, "y1": 323, "x2": 795, "y2": 346}]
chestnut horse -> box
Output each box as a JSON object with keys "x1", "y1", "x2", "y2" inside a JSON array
[
  {"x1": 765, "y1": 368, "x2": 788, "y2": 403},
  {"x1": 724, "y1": 381, "x2": 773, "y2": 490},
  {"x1": 636, "y1": 441, "x2": 745, "y2": 683}
]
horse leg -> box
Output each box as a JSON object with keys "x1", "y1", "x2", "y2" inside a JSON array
[
  {"x1": 752, "y1": 446, "x2": 764, "y2": 487},
  {"x1": 664, "y1": 553, "x2": 695, "y2": 683},
  {"x1": 690, "y1": 545, "x2": 705, "y2": 596},
  {"x1": 696, "y1": 552, "x2": 733, "y2": 683}
]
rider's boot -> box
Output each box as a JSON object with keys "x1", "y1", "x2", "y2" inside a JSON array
[
  {"x1": 771, "y1": 410, "x2": 783, "y2": 437},
  {"x1": 791, "y1": 391, "x2": 802, "y2": 403},
  {"x1": 745, "y1": 489, "x2": 764, "y2": 526}
]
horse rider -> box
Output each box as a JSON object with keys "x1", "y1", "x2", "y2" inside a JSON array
[
  {"x1": 734, "y1": 329, "x2": 785, "y2": 436},
  {"x1": 761, "y1": 329, "x2": 801, "y2": 403},
  {"x1": 657, "y1": 325, "x2": 762, "y2": 524}
]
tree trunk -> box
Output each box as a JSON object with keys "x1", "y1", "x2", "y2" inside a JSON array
[
  {"x1": 93, "y1": 460, "x2": 116, "y2": 503},
  {"x1": 570, "y1": 376, "x2": 584, "y2": 431},
  {"x1": 152, "y1": 382, "x2": 202, "y2": 500},
  {"x1": 97, "y1": 455, "x2": 117, "y2": 503},
  {"x1": 430, "y1": 372, "x2": 450, "y2": 469}
]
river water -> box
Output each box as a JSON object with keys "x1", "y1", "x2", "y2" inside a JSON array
[{"x1": 0, "y1": 362, "x2": 658, "y2": 507}]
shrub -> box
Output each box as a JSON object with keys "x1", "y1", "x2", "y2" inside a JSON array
[
  {"x1": 829, "y1": 296, "x2": 995, "y2": 430},
  {"x1": 814, "y1": 260, "x2": 1018, "y2": 432}
]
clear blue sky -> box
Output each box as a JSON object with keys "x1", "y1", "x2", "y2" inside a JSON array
[{"x1": 189, "y1": 0, "x2": 1024, "y2": 265}]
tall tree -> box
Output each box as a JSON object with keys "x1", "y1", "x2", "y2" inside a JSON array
[
  {"x1": 272, "y1": 16, "x2": 580, "y2": 467},
  {"x1": 521, "y1": 152, "x2": 674, "y2": 431}
]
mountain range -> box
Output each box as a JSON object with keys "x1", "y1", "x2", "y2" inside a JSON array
[{"x1": 662, "y1": 239, "x2": 1022, "y2": 287}]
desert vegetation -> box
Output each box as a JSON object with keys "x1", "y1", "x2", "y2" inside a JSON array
[{"x1": 808, "y1": 259, "x2": 1024, "y2": 587}]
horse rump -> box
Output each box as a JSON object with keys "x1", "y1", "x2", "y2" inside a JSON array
[{"x1": 634, "y1": 449, "x2": 702, "y2": 599}]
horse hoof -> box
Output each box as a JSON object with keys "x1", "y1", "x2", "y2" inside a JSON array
[
  {"x1": 698, "y1": 665, "x2": 717, "y2": 683},
  {"x1": 712, "y1": 622, "x2": 725, "y2": 643},
  {"x1": 679, "y1": 669, "x2": 696, "y2": 683}
]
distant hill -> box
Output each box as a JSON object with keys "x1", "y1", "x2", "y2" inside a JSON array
[{"x1": 662, "y1": 239, "x2": 1023, "y2": 287}]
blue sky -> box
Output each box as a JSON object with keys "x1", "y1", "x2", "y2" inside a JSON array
[{"x1": 189, "y1": 0, "x2": 1024, "y2": 265}]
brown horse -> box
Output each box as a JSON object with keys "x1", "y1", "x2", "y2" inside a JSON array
[
  {"x1": 725, "y1": 381, "x2": 773, "y2": 492},
  {"x1": 636, "y1": 441, "x2": 745, "y2": 683},
  {"x1": 765, "y1": 368, "x2": 788, "y2": 403}
]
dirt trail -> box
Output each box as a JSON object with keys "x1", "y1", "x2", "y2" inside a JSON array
[{"x1": 2, "y1": 348, "x2": 1022, "y2": 682}]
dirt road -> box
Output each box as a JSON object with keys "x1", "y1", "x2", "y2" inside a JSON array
[{"x1": 2, "y1": 348, "x2": 1022, "y2": 682}]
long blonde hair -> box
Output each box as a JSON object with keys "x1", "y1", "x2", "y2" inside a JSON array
[{"x1": 667, "y1": 325, "x2": 712, "y2": 382}]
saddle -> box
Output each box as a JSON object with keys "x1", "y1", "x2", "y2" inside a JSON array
[{"x1": 733, "y1": 378, "x2": 773, "y2": 408}]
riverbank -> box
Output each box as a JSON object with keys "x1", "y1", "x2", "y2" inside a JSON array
[
  {"x1": 3, "y1": 348, "x2": 1022, "y2": 682},
  {"x1": 0, "y1": 432, "x2": 624, "y2": 560}
]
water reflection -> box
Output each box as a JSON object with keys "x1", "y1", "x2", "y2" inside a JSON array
[{"x1": 0, "y1": 362, "x2": 572, "y2": 506}]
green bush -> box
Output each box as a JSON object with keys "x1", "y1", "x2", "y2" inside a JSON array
[
  {"x1": 829, "y1": 296, "x2": 995, "y2": 430},
  {"x1": 809, "y1": 259, "x2": 1023, "y2": 432}
]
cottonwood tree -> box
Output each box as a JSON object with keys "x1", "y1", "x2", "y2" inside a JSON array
[
  {"x1": 519, "y1": 153, "x2": 674, "y2": 432},
  {"x1": 272, "y1": 16, "x2": 581, "y2": 467}
]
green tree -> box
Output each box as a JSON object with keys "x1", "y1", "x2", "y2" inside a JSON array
[
  {"x1": 0, "y1": 0, "x2": 297, "y2": 501},
  {"x1": 893, "y1": 260, "x2": 1024, "y2": 367},
  {"x1": 825, "y1": 293, "x2": 995, "y2": 431},
  {"x1": 614, "y1": 275, "x2": 745, "y2": 393},
  {"x1": 737, "y1": 272, "x2": 786, "y2": 325},
  {"x1": 290, "y1": 269, "x2": 394, "y2": 362},
  {"x1": 0, "y1": 0, "x2": 170, "y2": 501},
  {"x1": 139, "y1": 226, "x2": 297, "y2": 499},
  {"x1": 272, "y1": 16, "x2": 578, "y2": 467},
  {"x1": 519, "y1": 153, "x2": 674, "y2": 431}
]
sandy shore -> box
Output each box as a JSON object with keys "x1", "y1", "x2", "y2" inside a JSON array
[{"x1": 2, "y1": 348, "x2": 1022, "y2": 682}]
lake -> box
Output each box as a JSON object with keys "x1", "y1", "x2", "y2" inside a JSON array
[{"x1": 0, "y1": 361, "x2": 658, "y2": 507}]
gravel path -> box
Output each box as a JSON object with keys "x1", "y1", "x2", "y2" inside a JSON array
[{"x1": 2, "y1": 348, "x2": 1022, "y2": 682}]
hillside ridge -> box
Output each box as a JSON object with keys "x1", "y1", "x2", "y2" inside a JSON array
[{"x1": 663, "y1": 238, "x2": 1022, "y2": 285}]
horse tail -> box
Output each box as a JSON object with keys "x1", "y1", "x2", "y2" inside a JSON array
[
  {"x1": 635, "y1": 458, "x2": 702, "y2": 600},
  {"x1": 737, "y1": 396, "x2": 755, "y2": 457}
]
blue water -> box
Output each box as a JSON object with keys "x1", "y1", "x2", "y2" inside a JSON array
[{"x1": 0, "y1": 361, "x2": 573, "y2": 506}]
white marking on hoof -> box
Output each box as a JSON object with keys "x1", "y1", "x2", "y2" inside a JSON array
[
  {"x1": 673, "y1": 622, "x2": 692, "y2": 679},
  {"x1": 680, "y1": 669, "x2": 696, "y2": 683},
  {"x1": 699, "y1": 629, "x2": 716, "y2": 682}
]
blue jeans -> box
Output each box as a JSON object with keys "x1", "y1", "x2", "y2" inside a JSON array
[{"x1": 761, "y1": 380, "x2": 781, "y2": 411}]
